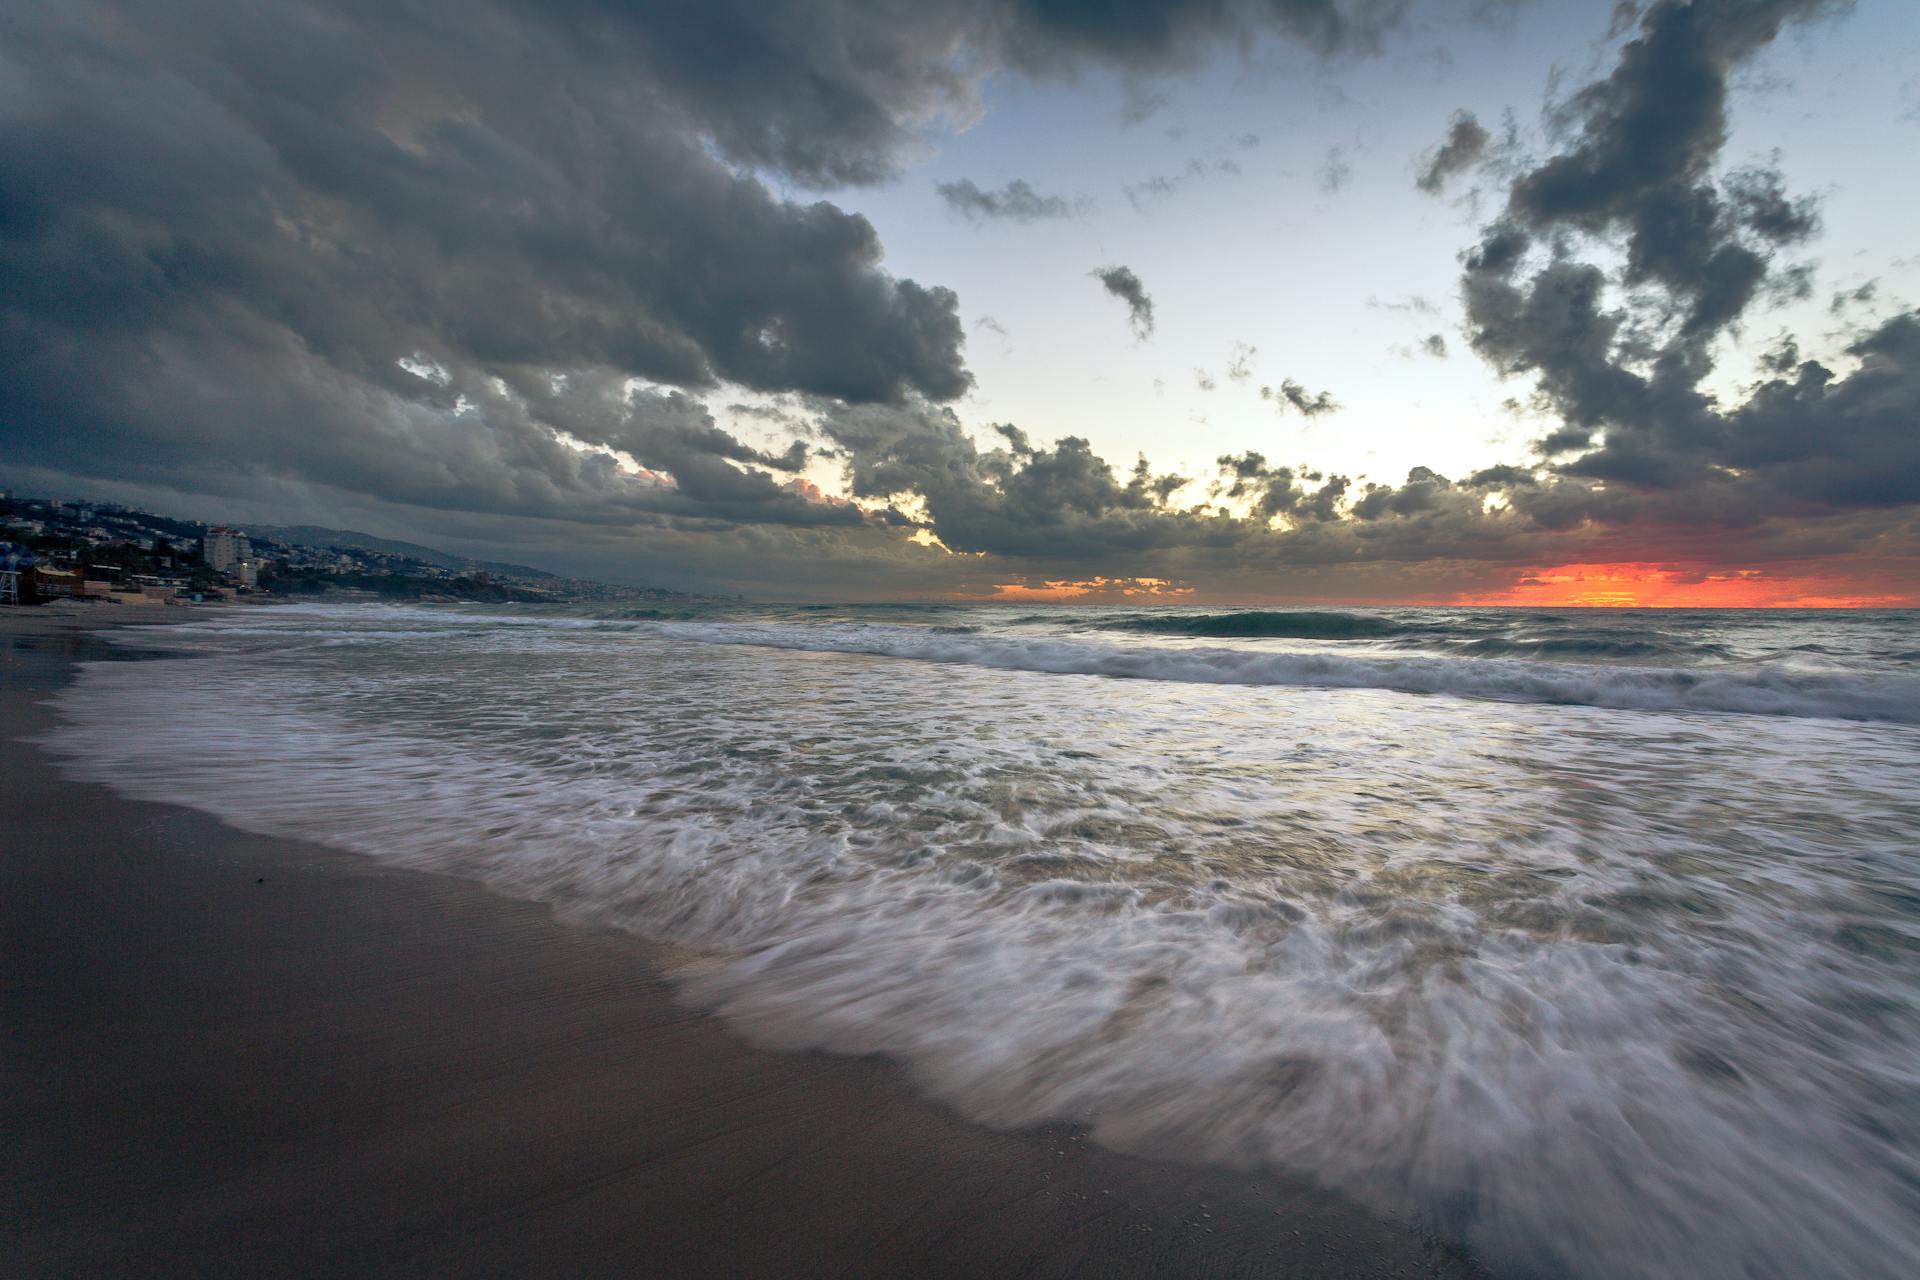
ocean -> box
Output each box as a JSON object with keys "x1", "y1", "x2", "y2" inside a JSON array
[{"x1": 44, "y1": 601, "x2": 1920, "y2": 1278}]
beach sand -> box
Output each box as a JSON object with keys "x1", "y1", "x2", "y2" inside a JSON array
[{"x1": 1, "y1": 607, "x2": 1483, "y2": 1278}]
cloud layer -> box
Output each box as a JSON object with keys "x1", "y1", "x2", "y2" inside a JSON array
[
  {"x1": 0, "y1": 0, "x2": 1400, "y2": 546},
  {"x1": 0, "y1": 0, "x2": 1912, "y2": 602}
]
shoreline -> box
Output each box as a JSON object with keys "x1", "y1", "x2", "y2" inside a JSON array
[{"x1": 2, "y1": 607, "x2": 1484, "y2": 1278}]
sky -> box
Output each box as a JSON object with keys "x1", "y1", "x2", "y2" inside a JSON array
[{"x1": 1, "y1": 0, "x2": 1917, "y2": 605}]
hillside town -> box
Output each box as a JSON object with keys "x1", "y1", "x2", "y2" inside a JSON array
[{"x1": 0, "y1": 491, "x2": 683, "y2": 607}]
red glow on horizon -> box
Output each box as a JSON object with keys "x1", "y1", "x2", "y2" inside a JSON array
[{"x1": 1458, "y1": 562, "x2": 1913, "y2": 609}]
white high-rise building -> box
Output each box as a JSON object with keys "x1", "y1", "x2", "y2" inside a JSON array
[{"x1": 205, "y1": 526, "x2": 252, "y2": 574}]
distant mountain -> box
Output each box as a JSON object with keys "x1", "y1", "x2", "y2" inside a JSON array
[{"x1": 247, "y1": 525, "x2": 560, "y2": 581}]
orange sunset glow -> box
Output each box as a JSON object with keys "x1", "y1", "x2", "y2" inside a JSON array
[
  {"x1": 986, "y1": 577, "x2": 1196, "y2": 602},
  {"x1": 1459, "y1": 563, "x2": 1915, "y2": 609}
]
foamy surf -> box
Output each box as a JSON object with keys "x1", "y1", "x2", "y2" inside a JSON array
[
  {"x1": 644, "y1": 619, "x2": 1920, "y2": 723},
  {"x1": 41, "y1": 601, "x2": 1920, "y2": 1280}
]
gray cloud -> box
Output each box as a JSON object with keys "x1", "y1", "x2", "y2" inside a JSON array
[
  {"x1": 937, "y1": 178, "x2": 1087, "y2": 222},
  {"x1": 1225, "y1": 342, "x2": 1258, "y2": 381},
  {"x1": 818, "y1": 401, "x2": 1206, "y2": 560},
  {"x1": 1123, "y1": 156, "x2": 1241, "y2": 210},
  {"x1": 1370, "y1": 295, "x2": 1441, "y2": 316},
  {"x1": 1120, "y1": 84, "x2": 1172, "y2": 125},
  {"x1": 995, "y1": 0, "x2": 1402, "y2": 71},
  {"x1": 1829, "y1": 280, "x2": 1878, "y2": 314},
  {"x1": 1499, "y1": 0, "x2": 1828, "y2": 339},
  {"x1": 807, "y1": 400, "x2": 1578, "y2": 580},
  {"x1": 0, "y1": 0, "x2": 993, "y2": 544},
  {"x1": 1216, "y1": 453, "x2": 1350, "y2": 523},
  {"x1": 1451, "y1": 0, "x2": 1920, "y2": 526},
  {"x1": 1415, "y1": 111, "x2": 1490, "y2": 194},
  {"x1": 1317, "y1": 146, "x2": 1354, "y2": 194},
  {"x1": 1262, "y1": 379, "x2": 1341, "y2": 417},
  {"x1": 802, "y1": 396, "x2": 1851, "y2": 594},
  {"x1": 1093, "y1": 266, "x2": 1156, "y2": 339},
  {"x1": 1715, "y1": 312, "x2": 1920, "y2": 507}
]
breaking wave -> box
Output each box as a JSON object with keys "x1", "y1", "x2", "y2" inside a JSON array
[
  {"x1": 1444, "y1": 635, "x2": 1738, "y2": 661},
  {"x1": 1092, "y1": 609, "x2": 1410, "y2": 639},
  {"x1": 650, "y1": 621, "x2": 1920, "y2": 723}
]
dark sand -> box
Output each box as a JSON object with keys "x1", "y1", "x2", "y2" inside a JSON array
[{"x1": 2, "y1": 608, "x2": 1484, "y2": 1278}]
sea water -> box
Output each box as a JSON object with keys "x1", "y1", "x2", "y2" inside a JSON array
[{"x1": 45, "y1": 602, "x2": 1920, "y2": 1278}]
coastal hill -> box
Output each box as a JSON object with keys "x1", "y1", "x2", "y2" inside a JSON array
[
  {"x1": 249, "y1": 525, "x2": 565, "y2": 584},
  {"x1": 1, "y1": 493, "x2": 696, "y2": 606}
]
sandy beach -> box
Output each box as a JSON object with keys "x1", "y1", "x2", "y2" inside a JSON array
[{"x1": 1, "y1": 608, "x2": 1482, "y2": 1279}]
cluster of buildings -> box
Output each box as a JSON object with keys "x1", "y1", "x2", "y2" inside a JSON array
[
  {"x1": 1, "y1": 491, "x2": 681, "y2": 607},
  {"x1": 1, "y1": 494, "x2": 219, "y2": 604},
  {"x1": 0, "y1": 496, "x2": 399, "y2": 595},
  {"x1": 0, "y1": 496, "x2": 302, "y2": 604}
]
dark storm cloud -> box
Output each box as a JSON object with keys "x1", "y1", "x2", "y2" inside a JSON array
[
  {"x1": 995, "y1": 0, "x2": 1402, "y2": 70},
  {"x1": 1215, "y1": 453, "x2": 1349, "y2": 522},
  {"x1": 1457, "y1": 9, "x2": 1792, "y2": 450},
  {"x1": 802, "y1": 398, "x2": 1649, "y2": 592},
  {"x1": 0, "y1": 0, "x2": 995, "y2": 542},
  {"x1": 485, "y1": 375, "x2": 850, "y2": 526},
  {"x1": 0, "y1": 0, "x2": 1908, "y2": 599},
  {"x1": 1718, "y1": 313, "x2": 1920, "y2": 507},
  {"x1": 1466, "y1": 463, "x2": 1540, "y2": 489},
  {"x1": 1497, "y1": 0, "x2": 1829, "y2": 339},
  {"x1": 0, "y1": 0, "x2": 1407, "y2": 550},
  {"x1": 1350, "y1": 466, "x2": 1456, "y2": 519},
  {"x1": 1093, "y1": 266, "x2": 1157, "y2": 338},
  {"x1": 791, "y1": 0, "x2": 1907, "y2": 597},
  {"x1": 1415, "y1": 111, "x2": 1490, "y2": 193},
  {"x1": 1758, "y1": 333, "x2": 1802, "y2": 375},
  {"x1": 806, "y1": 400, "x2": 1566, "y2": 583},
  {"x1": 816, "y1": 401, "x2": 1219, "y2": 560},
  {"x1": 1442, "y1": 0, "x2": 1920, "y2": 544},
  {"x1": 937, "y1": 178, "x2": 1087, "y2": 222}
]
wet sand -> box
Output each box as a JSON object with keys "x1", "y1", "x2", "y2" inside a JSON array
[{"x1": 1, "y1": 608, "x2": 1483, "y2": 1278}]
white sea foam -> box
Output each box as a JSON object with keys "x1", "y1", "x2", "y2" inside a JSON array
[
  {"x1": 41, "y1": 603, "x2": 1920, "y2": 1279},
  {"x1": 644, "y1": 620, "x2": 1920, "y2": 723}
]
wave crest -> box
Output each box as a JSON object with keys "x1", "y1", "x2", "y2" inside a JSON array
[
  {"x1": 650, "y1": 622, "x2": 1920, "y2": 723},
  {"x1": 1096, "y1": 609, "x2": 1409, "y2": 639}
]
